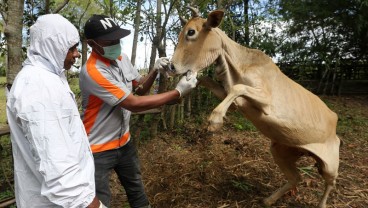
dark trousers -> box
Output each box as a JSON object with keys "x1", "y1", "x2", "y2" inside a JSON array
[{"x1": 93, "y1": 140, "x2": 150, "y2": 208}]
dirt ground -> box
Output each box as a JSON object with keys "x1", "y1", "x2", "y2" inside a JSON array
[{"x1": 111, "y1": 96, "x2": 368, "y2": 208}]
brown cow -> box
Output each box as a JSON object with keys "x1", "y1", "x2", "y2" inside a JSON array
[{"x1": 170, "y1": 9, "x2": 340, "y2": 208}]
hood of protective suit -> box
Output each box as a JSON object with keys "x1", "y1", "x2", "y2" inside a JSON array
[{"x1": 23, "y1": 14, "x2": 79, "y2": 75}]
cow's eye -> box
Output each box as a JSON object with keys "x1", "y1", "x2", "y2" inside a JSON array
[{"x1": 187, "y1": 29, "x2": 195, "y2": 36}]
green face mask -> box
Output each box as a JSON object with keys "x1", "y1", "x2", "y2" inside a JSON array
[{"x1": 102, "y1": 43, "x2": 121, "y2": 60}]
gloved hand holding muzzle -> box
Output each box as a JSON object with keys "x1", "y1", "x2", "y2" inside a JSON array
[
  {"x1": 175, "y1": 71, "x2": 198, "y2": 97},
  {"x1": 153, "y1": 57, "x2": 174, "y2": 77}
]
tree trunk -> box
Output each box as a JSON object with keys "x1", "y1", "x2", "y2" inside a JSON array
[
  {"x1": 109, "y1": 0, "x2": 114, "y2": 17},
  {"x1": 147, "y1": 0, "x2": 162, "y2": 135},
  {"x1": 131, "y1": 114, "x2": 145, "y2": 146},
  {"x1": 330, "y1": 66, "x2": 337, "y2": 95},
  {"x1": 81, "y1": 38, "x2": 88, "y2": 66},
  {"x1": 149, "y1": 0, "x2": 162, "y2": 70},
  {"x1": 53, "y1": 0, "x2": 70, "y2": 13},
  {"x1": 169, "y1": 105, "x2": 176, "y2": 129},
  {"x1": 179, "y1": 99, "x2": 184, "y2": 122},
  {"x1": 317, "y1": 66, "x2": 329, "y2": 94},
  {"x1": 45, "y1": 0, "x2": 51, "y2": 13},
  {"x1": 243, "y1": 0, "x2": 250, "y2": 46},
  {"x1": 5, "y1": 0, "x2": 24, "y2": 89},
  {"x1": 131, "y1": 0, "x2": 142, "y2": 66},
  {"x1": 150, "y1": 115, "x2": 160, "y2": 138},
  {"x1": 149, "y1": 38, "x2": 158, "y2": 71},
  {"x1": 337, "y1": 74, "x2": 343, "y2": 96},
  {"x1": 185, "y1": 93, "x2": 192, "y2": 118},
  {"x1": 195, "y1": 87, "x2": 201, "y2": 112}
]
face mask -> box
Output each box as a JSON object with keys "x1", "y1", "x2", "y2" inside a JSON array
[{"x1": 101, "y1": 43, "x2": 121, "y2": 60}]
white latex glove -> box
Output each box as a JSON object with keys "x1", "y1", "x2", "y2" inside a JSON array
[
  {"x1": 175, "y1": 71, "x2": 198, "y2": 97},
  {"x1": 154, "y1": 57, "x2": 176, "y2": 77},
  {"x1": 154, "y1": 57, "x2": 170, "y2": 71},
  {"x1": 99, "y1": 201, "x2": 108, "y2": 208}
]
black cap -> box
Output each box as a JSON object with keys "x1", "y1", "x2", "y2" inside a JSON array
[{"x1": 84, "y1": 14, "x2": 130, "y2": 40}]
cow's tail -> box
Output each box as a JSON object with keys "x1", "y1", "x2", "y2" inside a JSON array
[{"x1": 337, "y1": 135, "x2": 343, "y2": 147}]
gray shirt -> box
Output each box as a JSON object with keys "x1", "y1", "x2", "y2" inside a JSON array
[{"x1": 79, "y1": 51, "x2": 141, "y2": 153}]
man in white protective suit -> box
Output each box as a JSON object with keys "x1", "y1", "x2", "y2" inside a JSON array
[{"x1": 6, "y1": 14, "x2": 106, "y2": 208}]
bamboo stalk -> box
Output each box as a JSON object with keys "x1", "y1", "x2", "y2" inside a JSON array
[{"x1": 0, "y1": 198, "x2": 16, "y2": 207}]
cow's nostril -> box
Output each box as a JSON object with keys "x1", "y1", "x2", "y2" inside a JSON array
[{"x1": 170, "y1": 63, "x2": 175, "y2": 72}]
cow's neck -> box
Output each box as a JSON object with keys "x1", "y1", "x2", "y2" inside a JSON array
[{"x1": 213, "y1": 29, "x2": 252, "y2": 91}]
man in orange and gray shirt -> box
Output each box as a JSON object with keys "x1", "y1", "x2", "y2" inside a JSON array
[{"x1": 79, "y1": 14, "x2": 197, "y2": 208}]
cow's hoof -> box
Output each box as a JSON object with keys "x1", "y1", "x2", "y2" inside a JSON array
[
  {"x1": 263, "y1": 197, "x2": 274, "y2": 207},
  {"x1": 208, "y1": 122, "x2": 222, "y2": 132},
  {"x1": 317, "y1": 202, "x2": 326, "y2": 208}
]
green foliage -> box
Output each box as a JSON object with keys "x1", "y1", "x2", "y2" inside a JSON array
[
  {"x1": 56, "y1": 0, "x2": 104, "y2": 28},
  {"x1": 231, "y1": 179, "x2": 254, "y2": 192},
  {"x1": 68, "y1": 77, "x2": 79, "y2": 86},
  {"x1": 0, "y1": 189, "x2": 14, "y2": 201},
  {"x1": 121, "y1": 202, "x2": 130, "y2": 208},
  {"x1": 232, "y1": 120, "x2": 257, "y2": 132},
  {"x1": 298, "y1": 166, "x2": 317, "y2": 178},
  {"x1": 229, "y1": 111, "x2": 257, "y2": 132},
  {"x1": 0, "y1": 134, "x2": 14, "y2": 202},
  {"x1": 23, "y1": 0, "x2": 46, "y2": 36},
  {"x1": 198, "y1": 160, "x2": 212, "y2": 172},
  {"x1": 70, "y1": 85, "x2": 81, "y2": 99},
  {"x1": 278, "y1": 0, "x2": 368, "y2": 63}
]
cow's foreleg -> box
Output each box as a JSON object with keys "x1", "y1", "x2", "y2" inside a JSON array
[{"x1": 208, "y1": 84, "x2": 271, "y2": 132}]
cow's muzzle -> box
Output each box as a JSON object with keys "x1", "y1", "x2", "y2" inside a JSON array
[{"x1": 170, "y1": 63, "x2": 191, "y2": 76}]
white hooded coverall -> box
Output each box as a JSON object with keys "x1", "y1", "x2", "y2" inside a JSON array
[{"x1": 6, "y1": 14, "x2": 96, "y2": 208}]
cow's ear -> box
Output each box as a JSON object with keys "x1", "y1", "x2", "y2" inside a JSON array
[{"x1": 204, "y1": 10, "x2": 224, "y2": 29}]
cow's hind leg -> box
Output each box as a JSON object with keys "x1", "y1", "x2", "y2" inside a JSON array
[
  {"x1": 310, "y1": 138, "x2": 340, "y2": 208},
  {"x1": 314, "y1": 157, "x2": 337, "y2": 208},
  {"x1": 264, "y1": 142, "x2": 302, "y2": 206}
]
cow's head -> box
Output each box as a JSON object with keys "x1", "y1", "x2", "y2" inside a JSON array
[{"x1": 170, "y1": 9, "x2": 224, "y2": 76}]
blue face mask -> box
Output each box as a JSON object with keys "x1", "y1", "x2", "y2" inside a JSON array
[{"x1": 101, "y1": 43, "x2": 121, "y2": 60}]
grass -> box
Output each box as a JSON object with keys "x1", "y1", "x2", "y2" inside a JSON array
[
  {"x1": 230, "y1": 111, "x2": 258, "y2": 132},
  {"x1": 0, "y1": 134, "x2": 14, "y2": 203},
  {"x1": 0, "y1": 76, "x2": 7, "y2": 127},
  {"x1": 0, "y1": 78, "x2": 13, "y2": 204}
]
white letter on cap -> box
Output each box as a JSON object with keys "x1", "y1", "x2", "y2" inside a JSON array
[{"x1": 100, "y1": 18, "x2": 115, "y2": 29}]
